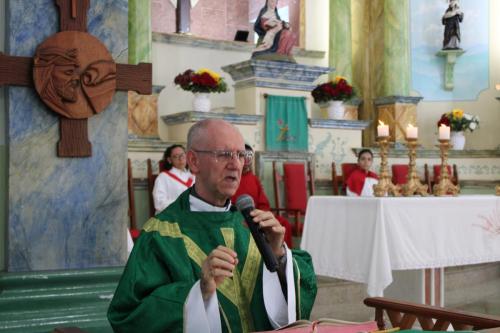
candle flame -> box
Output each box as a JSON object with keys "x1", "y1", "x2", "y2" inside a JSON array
[
  {"x1": 407, "y1": 123, "x2": 415, "y2": 129},
  {"x1": 378, "y1": 120, "x2": 386, "y2": 126}
]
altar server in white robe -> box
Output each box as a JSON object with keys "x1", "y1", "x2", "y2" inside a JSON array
[
  {"x1": 153, "y1": 144, "x2": 195, "y2": 213},
  {"x1": 346, "y1": 149, "x2": 379, "y2": 197}
]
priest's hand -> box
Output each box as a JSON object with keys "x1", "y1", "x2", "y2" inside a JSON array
[
  {"x1": 249, "y1": 209, "x2": 286, "y2": 257},
  {"x1": 200, "y1": 246, "x2": 238, "y2": 301}
]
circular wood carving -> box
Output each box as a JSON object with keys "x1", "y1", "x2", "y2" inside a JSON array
[{"x1": 33, "y1": 31, "x2": 116, "y2": 119}]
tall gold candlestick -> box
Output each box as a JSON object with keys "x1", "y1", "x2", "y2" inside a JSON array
[
  {"x1": 402, "y1": 138, "x2": 428, "y2": 196},
  {"x1": 373, "y1": 136, "x2": 401, "y2": 197},
  {"x1": 433, "y1": 139, "x2": 460, "y2": 196}
]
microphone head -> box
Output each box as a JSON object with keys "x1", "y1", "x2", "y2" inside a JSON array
[{"x1": 235, "y1": 194, "x2": 255, "y2": 211}]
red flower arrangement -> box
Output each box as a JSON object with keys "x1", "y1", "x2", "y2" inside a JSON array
[
  {"x1": 311, "y1": 76, "x2": 355, "y2": 104},
  {"x1": 437, "y1": 109, "x2": 479, "y2": 132},
  {"x1": 174, "y1": 68, "x2": 228, "y2": 93}
]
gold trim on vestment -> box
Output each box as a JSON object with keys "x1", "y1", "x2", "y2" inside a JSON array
[
  {"x1": 221, "y1": 228, "x2": 254, "y2": 333},
  {"x1": 142, "y1": 218, "x2": 236, "y2": 303},
  {"x1": 241, "y1": 237, "x2": 261, "y2": 303}
]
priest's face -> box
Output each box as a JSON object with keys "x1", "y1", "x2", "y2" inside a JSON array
[{"x1": 189, "y1": 121, "x2": 245, "y2": 206}]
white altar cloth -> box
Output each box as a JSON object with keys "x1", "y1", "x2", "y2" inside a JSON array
[{"x1": 300, "y1": 195, "x2": 500, "y2": 297}]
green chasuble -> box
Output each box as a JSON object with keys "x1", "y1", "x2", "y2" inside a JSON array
[{"x1": 108, "y1": 189, "x2": 317, "y2": 333}]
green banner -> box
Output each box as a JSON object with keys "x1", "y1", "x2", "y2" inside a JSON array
[{"x1": 265, "y1": 95, "x2": 308, "y2": 151}]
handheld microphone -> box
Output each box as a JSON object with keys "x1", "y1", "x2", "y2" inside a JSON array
[{"x1": 235, "y1": 195, "x2": 279, "y2": 272}]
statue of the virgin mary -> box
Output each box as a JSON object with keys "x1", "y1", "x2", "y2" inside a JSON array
[{"x1": 252, "y1": 0, "x2": 297, "y2": 62}]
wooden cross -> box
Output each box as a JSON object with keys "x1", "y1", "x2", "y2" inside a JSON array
[
  {"x1": 0, "y1": 0, "x2": 152, "y2": 157},
  {"x1": 176, "y1": 0, "x2": 191, "y2": 33}
]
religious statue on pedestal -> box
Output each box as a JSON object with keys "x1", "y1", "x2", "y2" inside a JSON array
[
  {"x1": 442, "y1": 0, "x2": 464, "y2": 50},
  {"x1": 252, "y1": 0, "x2": 297, "y2": 62}
]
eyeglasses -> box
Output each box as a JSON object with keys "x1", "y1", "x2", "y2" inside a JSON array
[
  {"x1": 193, "y1": 150, "x2": 254, "y2": 164},
  {"x1": 170, "y1": 153, "x2": 186, "y2": 160}
]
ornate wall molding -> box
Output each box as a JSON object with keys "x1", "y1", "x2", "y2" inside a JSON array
[
  {"x1": 309, "y1": 119, "x2": 371, "y2": 130},
  {"x1": 161, "y1": 111, "x2": 263, "y2": 126},
  {"x1": 152, "y1": 32, "x2": 325, "y2": 59}
]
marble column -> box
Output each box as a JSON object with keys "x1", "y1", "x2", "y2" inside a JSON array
[
  {"x1": 128, "y1": 0, "x2": 151, "y2": 64},
  {"x1": 329, "y1": 0, "x2": 353, "y2": 81},
  {"x1": 374, "y1": 0, "x2": 421, "y2": 145},
  {"x1": 128, "y1": 0, "x2": 162, "y2": 139},
  {"x1": 0, "y1": 0, "x2": 6, "y2": 271},
  {"x1": 329, "y1": 0, "x2": 359, "y2": 120},
  {"x1": 351, "y1": 0, "x2": 382, "y2": 145},
  {"x1": 382, "y1": 0, "x2": 410, "y2": 96}
]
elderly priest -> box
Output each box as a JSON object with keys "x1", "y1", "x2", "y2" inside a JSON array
[{"x1": 108, "y1": 119, "x2": 317, "y2": 332}]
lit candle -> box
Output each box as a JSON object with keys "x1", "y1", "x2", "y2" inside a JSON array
[
  {"x1": 406, "y1": 124, "x2": 418, "y2": 139},
  {"x1": 377, "y1": 120, "x2": 389, "y2": 137},
  {"x1": 438, "y1": 124, "x2": 450, "y2": 140},
  {"x1": 496, "y1": 84, "x2": 500, "y2": 91}
]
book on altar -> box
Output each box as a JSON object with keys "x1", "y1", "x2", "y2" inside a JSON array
[{"x1": 255, "y1": 318, "x2": 381, "y2": 333}]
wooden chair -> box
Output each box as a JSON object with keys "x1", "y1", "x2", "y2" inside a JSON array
[
  {"x1": 392, "y1": 164, "x2": 432, "y2": 193},
  {"x1": 272, "y1": 161, "x2": 315, "y2": 236},
  {"x1": 147, "y1": 159, "x2": 167, "y2": 217},
  {"x1": 147, "y1": 159, "x2": 158, "y2": 218},
  {"x1": 331, "y1": 162, "x2": 357, "y2": 195},
  {"x1": 391, "y1": 164, "x2": 409, "y2": 186},
  {"x1": 365, "y1": 297, "x2": 500, "y2": 331},
  {"x1": 127, "y1": 159, "x2": 140, "y2": 241},
  {"x1": 432, "y1": 164, "x2": 459, "y2": 186}
]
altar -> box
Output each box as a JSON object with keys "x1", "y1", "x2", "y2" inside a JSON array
[{"x1": 301, "y1": 195, "x2": 500, "y2": 306}]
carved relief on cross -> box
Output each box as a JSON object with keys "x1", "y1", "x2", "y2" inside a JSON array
[{"x1": 0, "y1": 0, "x2": 152, "y2": 157}]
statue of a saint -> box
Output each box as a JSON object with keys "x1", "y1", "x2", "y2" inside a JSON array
[
  {"x1": 442, "y1": 0, "x2": 464, "y2": 50},
  {"x1": 252, "y1": 0, "x2": 297, "y2": 62}
]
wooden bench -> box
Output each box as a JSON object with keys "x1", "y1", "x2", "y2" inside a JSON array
[{"x1": 364, "y1": 297, "x2": 500, "y2": 331}]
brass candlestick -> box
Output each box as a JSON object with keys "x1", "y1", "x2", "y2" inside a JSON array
[
  {"x1": 402, "y1": 138, "x2": 428, "y2": 196},
  {"x1": 373, "y1": 136, "x2": 401, "y2": 197},
  {"x1": 433, "y1": 139, "x2": 460, "y2": 196},
  {"x1": 496, "y1": 185, "x2": 500, "y2": 196}
]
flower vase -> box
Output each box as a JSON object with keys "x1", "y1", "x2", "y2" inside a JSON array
[
  {"x1": 327, "y1": 101, "x2": 345, "y2": 120},
  {"x1": 450, "y1": 131, "x2": 465, "y2": 150},
  {"x1": 192, "y1": 93, "x2": 211, "y2": 112}
]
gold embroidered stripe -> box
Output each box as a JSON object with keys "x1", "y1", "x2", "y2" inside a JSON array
[
  {"x1": 241, "y1": 237, "x2": 261, "y2": 302},
  {"x1": 221, "y1": 228, "x2": 254, "y2": 333},
  {"x1": 142, "y1": 218, "x2": 236, "y2": 303},
  {"x1": 143, "y1": 218, "x2": 182, "y2": 237}
]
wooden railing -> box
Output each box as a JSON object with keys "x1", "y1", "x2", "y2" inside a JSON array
[{"x1": 364, "y1": 297, "x2": 500, "y2": 331}]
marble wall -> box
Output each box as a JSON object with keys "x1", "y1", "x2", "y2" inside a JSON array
[
  {"x1": 6, "y1": 0, "x2": 129, "y2": 272},
  {"x1": 0, "y1": 0, "x2": 5, "y2": 271}
]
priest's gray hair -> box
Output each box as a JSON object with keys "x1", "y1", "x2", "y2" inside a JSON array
[{"x1": 187, "y1": 119, "x2": 241, "y2": 150}]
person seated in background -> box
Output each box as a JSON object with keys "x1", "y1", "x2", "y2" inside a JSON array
[
  {"x1": 346, "y1": 149, "x2": 378, "y2": 197},
  {"x1": 153, "y1": 144, "x2": 195, "y2": 213},
  {"x1": 231, "y1": 144, "x2": 293, "y2": 248}
]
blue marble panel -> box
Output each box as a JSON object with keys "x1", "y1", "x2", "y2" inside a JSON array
[
  {"x1": 410, "y1": 0, "x2": 489, "y2": 101},
  {"x1": 7, "y1": 0, "x2": 128, "y2": 272}
]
